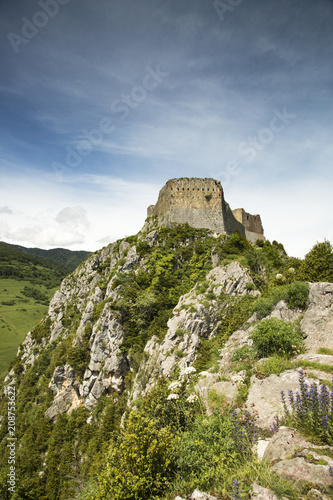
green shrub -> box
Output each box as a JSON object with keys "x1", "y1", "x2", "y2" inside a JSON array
[
  {"x1": 175, "y1": 413, "x2": 237, "y2": 487},
  {"x1": 223, "y1": 230, "x2": 250, "y2": 255},
  {"x1": 252, "y1": 298, "x2": 273, "y2": 319},
  {"x1": 193, "y1": 339, "x2": 220, "y2": 372},
  {"x1": 300, "y1": 240, "x2": 333, "y2": 282},
  {"x1": 91, "y1": 411, "x2": 176, "y2": 500},
  {"x1": 217, "y1": 295, "x2": 255, "y2": 344},
  {"x1": 269, "y1": 285, "x2": 288, "y2": 304},
  {"x1": 286, "y1": 281, "x2": 309, "y2": 309},
  {"x1": 250, "y1": 318, "x2": 305, "y2": 358}
]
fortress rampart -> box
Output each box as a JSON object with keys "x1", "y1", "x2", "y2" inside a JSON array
[
  {"x1": 232, "y1": 208, "x2": 265, "y2": 243},
  {"x1": 147, "y1": 178, "x2": 265, "y2": 242}
]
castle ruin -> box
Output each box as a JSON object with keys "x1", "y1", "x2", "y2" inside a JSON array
[{"x1": 147, "y1": 178, "x2": 264, "y2": 243}]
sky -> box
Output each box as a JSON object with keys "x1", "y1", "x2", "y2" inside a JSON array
[{"x1": 0, "y1": 0, "x2": 332, "y2": 257}]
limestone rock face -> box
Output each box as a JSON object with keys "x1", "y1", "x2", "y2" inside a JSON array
[
  {"x1": 301, "y1": 282, "x2": 333, "y2": 352},
  {"x1": 131, "y1": 262, "x2": 255, "y2": 401},
  {"x1": 245, "y1": 370, "x2": 314, "y2": 428},
  {"x1": 207, "y1": 261, "x2": 254, "y2": 296},
  {"x1": 46, "y1": 365, "x2": 81, "y2": 419}
]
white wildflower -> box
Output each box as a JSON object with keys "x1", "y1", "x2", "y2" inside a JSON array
[
  {"x1": 288, "y1": 267, "x2": 296, "y2": 274},
  {"x1": 183, "y1": 366, "x2": 197, "y2": 376},
  {"x1": 167, "y1": 393, "x2": 179, "y2": 400},
  {"x1": 186, "y1": 394, "x2": 198, "y2": 403},
  {"x1": 168, "y1": 381, "x2": 182, "y2": 391},
  {"x1": 276, "y1": 273, "x2": 283, "y2": 280}
]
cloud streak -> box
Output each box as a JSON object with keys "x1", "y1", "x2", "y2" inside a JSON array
[{"x1": 0, "y1": 0, "x2": 332, "y2": 256}]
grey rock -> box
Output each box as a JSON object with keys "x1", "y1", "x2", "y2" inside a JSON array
[
  {"x1": 306, "y1": 488, "x2": 330, "y2": 499},
  {"x1": 245, "y1": 370, "x2": 314, "y2": 428},
  {"x1": 263, "y1": 427, "x2": 313, "y2": 463},
  {"x1": 45, "y1": 386, "x2": 81, "y2": 419},
  {"x1": 295, "y1": 353, "x2": 333, "y2": 366},
  {"x1": 46, "y1": 365, "x2": 82, "y2": 419},
  {"x1": 207, "y1": 261, "x2": 254, "y2": 296},
  {"x1": 272, "y1": 457, "x2": 332, "y2": 492},
  {"x1": 254, "y1": 440, "x2": 270, "y2": 460},
  {"x1": 269, "y1": 300, "x2": 300, "y2": 322},
  {"x1": 49, "y1": 365, "x2": 76, "y2": 392},
  {"x1": 301, "y1": 282, "x2": 333, "y2": 353},
  {"x1": 122, "y1": 246, "x2": 139, "y2": 271},
  {"x1": 145, "y1": 230, "x2": 158, "y2": 247},
  {"x1": 186, "y1": 490, "x2": 217, "y2": 500},
  {"x1": 250, "y1": 483, "x2": 289, "y2": 500}
]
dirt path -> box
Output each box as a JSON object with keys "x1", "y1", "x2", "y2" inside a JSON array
[{"x1": 0, "y1": 314, "x2": 18, "y2": 333}]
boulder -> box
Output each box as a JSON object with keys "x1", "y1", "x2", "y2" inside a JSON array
[
  {"x1": 245, "y1": 370, "x2": 313, "y2": 428},
  {"x1": 250, "y1": 483, "x2": 289, "y2": 500},
  {"x1": 186, "y1": 490, "x2": 217, "y2": 500},
  {"x1": 272, "y1": 457, "x2": 332, "y2": 492},
  {"x1": 262, "y1": 427, "x2": 313, "y2": 463},
  {"x1": 301, "y1": 282, "x2": 333, "y2": 353},
  {"x1": 269, "y1": 300, "x2": 300, "y2": 322}
]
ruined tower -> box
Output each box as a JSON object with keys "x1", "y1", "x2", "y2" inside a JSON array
[{"x1": 147, "y1": 178, "x2": 265, "y2": 242}]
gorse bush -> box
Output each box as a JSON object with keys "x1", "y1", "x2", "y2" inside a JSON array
[
  {"x1": 90, "y1": 412, "x2": 176, "y2": 500},
  {"x1": 250, "y1": 318, "x2": 305, "y2": 358}
]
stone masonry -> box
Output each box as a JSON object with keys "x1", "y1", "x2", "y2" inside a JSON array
[{"x1": 147, "y1": 178, "x2": 264, "y2": 242}]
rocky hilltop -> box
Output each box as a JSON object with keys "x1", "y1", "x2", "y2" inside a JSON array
[{"x1": 1, "y1": 198, "x2": 333, "y2": 499}]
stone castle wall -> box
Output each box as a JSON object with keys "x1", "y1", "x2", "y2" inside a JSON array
[
  {"x1": 232, "y1": 208, "x2": 265, "y2": 243},
  {"x1": 147, "y1": 178, "x2": 264, "y2": 240}
]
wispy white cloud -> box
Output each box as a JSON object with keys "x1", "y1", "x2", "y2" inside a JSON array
[
  {"x1": 0, "y1": 0, "x2": 332, "y2": 256},
  {"x1": 0, "y1": 206, "x2": 13, "y2": 214}
]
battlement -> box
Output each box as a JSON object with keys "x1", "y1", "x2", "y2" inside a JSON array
[
  {"x1": 232, "y1": 208, "x2": 265, "y2": 243},
  {"x1": 147, "y1": 178, "x2": 265, "y2": 242}
]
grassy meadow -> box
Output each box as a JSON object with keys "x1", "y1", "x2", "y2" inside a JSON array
[{"x1": 0, "y1": 278, "x2": 58, "y2": 377}]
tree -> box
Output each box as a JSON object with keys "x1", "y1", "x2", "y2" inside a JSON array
[{"x1": 301, "y1": 240, "x2": 333, "y2": 283}]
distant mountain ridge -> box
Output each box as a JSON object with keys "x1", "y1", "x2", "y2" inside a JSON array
[{"x1": 3, "y1": 242, "x2": 91, "y2": 273}]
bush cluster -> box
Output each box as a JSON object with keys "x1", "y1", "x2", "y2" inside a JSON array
[
  {"x1": 252, "y1": 282, "x2": 309, "y2": 319},
  {"x1": 250, "y1": 318, "x2": 305, "y2": 358}
]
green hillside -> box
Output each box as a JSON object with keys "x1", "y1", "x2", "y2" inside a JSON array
[
  {"x1": 6, "y1": 243, "x2": 91, "y2": 273},
  {"x1": 0, "y1": 243, "x2": 90, "y2": 377},
  {"x1": 0, "y1": 231, "x2": 333, "y2": 499}
]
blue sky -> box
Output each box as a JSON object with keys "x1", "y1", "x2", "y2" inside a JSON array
[{"x1": 0, "y1": 0, "x2": 332, "y2": 257}]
